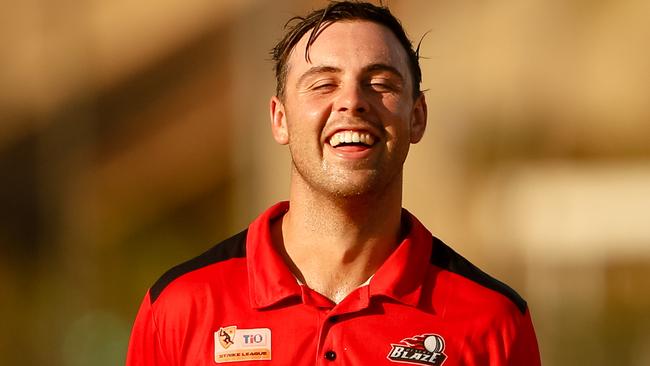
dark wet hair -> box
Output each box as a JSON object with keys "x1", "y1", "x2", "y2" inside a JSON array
[{"x1": 270, "y1": 1, "x2": 422, "y2": 99}]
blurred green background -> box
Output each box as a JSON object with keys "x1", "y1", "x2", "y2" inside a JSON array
[{"x1": 1, "y1": 0, "x2": 649, "y2": 365}]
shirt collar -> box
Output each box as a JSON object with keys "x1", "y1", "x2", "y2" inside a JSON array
[
  {"x1": 247, "y1": 201, "x2": 300, "y2": 309},
  {"x1": 368, "y1": 209, "x2": 432, "y2": 307},
  {"x1": 247, "y1": 202, "x2": 433, "y2": 309}
]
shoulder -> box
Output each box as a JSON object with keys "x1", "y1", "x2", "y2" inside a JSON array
[
  {"x1": 428, "y1": 236, "x2": 528, "y2": 315},
  {"x1": 148, "y1": 229, "x2": 248, "y2": 304}
]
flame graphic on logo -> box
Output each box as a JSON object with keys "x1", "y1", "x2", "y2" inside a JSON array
[{"x1": 400, "y1": 334, "x2": 445, "y2": 353}]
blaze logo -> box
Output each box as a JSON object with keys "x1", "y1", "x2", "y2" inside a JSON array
[{"x1": 387, "y1": 333, "x2": 447, "y2": 365}]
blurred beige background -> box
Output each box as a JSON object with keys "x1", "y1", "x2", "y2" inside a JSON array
[{"x1": 1, "y1": 0, "x2": 649, "y2": 365}]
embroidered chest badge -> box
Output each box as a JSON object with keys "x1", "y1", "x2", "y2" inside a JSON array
[
  {"x1": 214, "y1": 326, "x2": 271, "y2": 363},
  {"x1": 387, "y1": 333, "x2": 447, "y2": 365}
]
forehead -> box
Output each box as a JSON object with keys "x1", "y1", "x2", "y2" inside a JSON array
[{"x1": 286, "y1": 20, "x2": 410, "y2": 80}]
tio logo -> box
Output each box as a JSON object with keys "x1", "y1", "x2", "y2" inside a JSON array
[{"x1": 242, "y1": 334, "x2": 264, "y2": 345}]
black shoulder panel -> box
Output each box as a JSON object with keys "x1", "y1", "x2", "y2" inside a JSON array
[
  {"x1": 429, "y1": 236, "x2": 528, "y2": 314},
  {"x1": 149, "y1": 229, "x2": 248, "y2": 303}
]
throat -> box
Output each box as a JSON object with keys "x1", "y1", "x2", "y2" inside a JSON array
[
  {"x1": 304, "y1": 270, "x2": 374, "y2": 304},
  {"x1": 276, "y1": 196, "x2": 404, "y2": 304},
  {"x1": 285, "y1": 235, "x2": 396, "y2": 304}
]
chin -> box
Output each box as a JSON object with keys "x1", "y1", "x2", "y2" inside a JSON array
[
  {"x1": 321, "y1": 174, "x2": 388, "y2": 199},
  {"x1": 293, "y1": 161, "x2": 400, "y2": 199}
]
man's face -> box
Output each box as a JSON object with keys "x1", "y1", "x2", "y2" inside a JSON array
[{"x1": 270, "y1": 20, "x2": 427, "y2": 198}]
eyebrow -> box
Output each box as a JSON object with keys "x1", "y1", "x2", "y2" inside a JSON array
[
  {"x1": 296, "y1": 66, "x2": 342, "y2": 87},
  {"x1": 295, "y1": 63, "x2": 405, "y2": 87}
]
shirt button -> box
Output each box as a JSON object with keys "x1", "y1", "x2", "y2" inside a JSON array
[{"x1": 324, "y1": 350, "x2": 337, "y2": 361}]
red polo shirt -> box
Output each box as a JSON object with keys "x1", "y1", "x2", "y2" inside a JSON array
[{"x1": 126, "y1": 202, "x2": 540, "y2": 365}]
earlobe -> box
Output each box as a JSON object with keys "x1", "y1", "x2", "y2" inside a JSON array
[
  {"x1": 410, "y1": 93, "x2": 428, "y2": 144},
  {"x1": 270, "y1": 96, "x2": 289, "y2": 145}
]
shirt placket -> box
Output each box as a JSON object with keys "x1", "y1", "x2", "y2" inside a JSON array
[{"x1": 313, "y1": 285, "x2": 371, "y2": 365}]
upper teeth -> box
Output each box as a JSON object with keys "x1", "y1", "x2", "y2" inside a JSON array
[{"x1": 329, "y1": 131, "x2": 375, "y2": 147}]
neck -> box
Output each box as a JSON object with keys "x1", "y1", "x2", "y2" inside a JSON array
[{"x1": 272, "y1": 174, "x2": 404, "y2": 303}]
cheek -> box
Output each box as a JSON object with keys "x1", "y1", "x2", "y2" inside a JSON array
[
  {"x1": 373, "y1": 93, "x2": 408, "y2": 119},
  {"x1": 304, "y1": 106, "x2": 328, "y2": 123},
  {"x1": 285, "y1": 117, "x2": 321, "y2": 146},
  {"x1": 286, "y1": 102, "x2": 331, "y2": 138},
  {"x1": 383, "y1": 110, "x2": 416, "y2": 149},
  {"x1": 379, "y1": 100, "x2": 412, "y2": 128},
  {"x1": 303, "y1": 94, "x2": 333, "y2": 115},
  {"x1": 289, "y1": 93, "x2": 332, "y2": 119}
]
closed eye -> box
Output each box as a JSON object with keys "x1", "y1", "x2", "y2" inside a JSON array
[
  {"x1": 368, "y1": 80, "x2": 396, "y2": 93},
  {"x1": 314, "y1": 82, "x2": 336, "y2": 89},
  {"x1": 310, "y1": 81, "x2": 339, "y2": 93}
]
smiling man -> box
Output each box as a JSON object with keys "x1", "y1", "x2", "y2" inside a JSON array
[{"x1": 126, "y1": 2, "x2": 541, "y2": 365}]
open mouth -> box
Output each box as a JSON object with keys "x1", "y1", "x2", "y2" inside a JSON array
[{"x1": 328, "y1": 130, "x2": 376, "y2": 151}]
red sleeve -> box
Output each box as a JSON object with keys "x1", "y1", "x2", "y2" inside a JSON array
[
  {"x1": 126, "y1": 291, "x2": 170, "y2": 366},
  {"x1": 508, "y1": 309, "x2": 541, "y2": 366}
]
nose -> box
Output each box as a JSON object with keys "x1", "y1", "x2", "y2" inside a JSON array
[{"x1": 334, "y1": 82, "x2": 369, "y2": 115}]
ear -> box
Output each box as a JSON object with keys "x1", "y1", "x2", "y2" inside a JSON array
[
  {"x1": 270, "y1": 96, "x2": 289, "y2": 145},
  {"x1": 409, "y1": 93, "x2": 427, "y2": 144}
]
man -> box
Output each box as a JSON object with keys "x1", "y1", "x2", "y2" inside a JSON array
[{"x1": 126, "y1": 2, "x2": 541, "y2": 365}]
